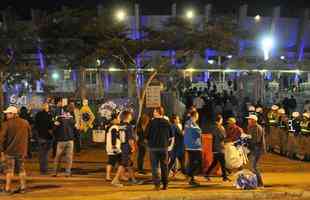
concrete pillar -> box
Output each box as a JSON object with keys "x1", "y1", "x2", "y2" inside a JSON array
[
  {"x1": 297, "y1": 9, "x2": 309, "y2": 61},
  {"x1": 172, "y1": 3, "x2": 177, "y2": 17},
  {"x1": 238, "y1": 4, "x2": 248, "y2": 56},
  {"x1": 271, "y1": 6, "x2": 281, "y2": 35},
  {"x1": 134, "y1": 4, "x2": 140, "y2": 40},
  {"x1": 204, "y1": 4, "x2": 212, "y2": 81},
  {"x1": 204, "y1": 4, "x2": 212, "y2": 23},
  {"x1": 171, "y1": 3, "x2": 177, "y2": 65}
]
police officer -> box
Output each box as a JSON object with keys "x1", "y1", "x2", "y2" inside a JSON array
[
  {"x1": 278, "y1": 108, "x2": 288, "y2": 129},
  {"x1": 300, "y1": 113, "x2": 310, "y2": 135},
  {"x1": 289, "y1": 112, "x2": 301, "y2": 135},
  {"x1": 256, "y1": 107, "x2": 266, "y2": 127},
  {"x1": 267, "y1": 105, "x2": 279, "y2": 126}
]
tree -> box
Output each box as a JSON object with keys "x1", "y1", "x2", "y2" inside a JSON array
[
  {"x1": 37, "y1": 8, "x2": 247, "y2": 123},
  {"x1": 0, "y1": 14, "x2": 43, "y2": 113}
]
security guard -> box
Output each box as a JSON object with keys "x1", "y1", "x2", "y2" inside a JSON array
[
  {"x1": 300, "y1": 113, "x2": 310, "y2": 135},
  {"x1": 278, "y1": 108, "x2": 288, "y2": 129},
  {"x1": 256, "y1": 107, "x2": 266, "y2": 127},
  {"x1": 289, "y1": 112, "x2": 301, "y2": 134},
  {"x1": 267, "y1": 105, "x2": 279, "y2": 126}
]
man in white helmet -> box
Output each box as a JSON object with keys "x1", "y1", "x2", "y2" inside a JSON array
[
  {"x1": 288, "y1": 112, "x2": 301, "y2": 134},
  {"x1": 267, "y1": 105, "x2": 279, "y2": 126},
  {"x1": 277, "y1": 108, "x2": 288, "y2": 129},
  {"x1": 300, "y1": 113, "x2": 310, "y2": 135}
]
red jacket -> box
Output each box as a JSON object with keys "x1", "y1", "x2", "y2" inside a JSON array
[{"x1": 226, "y1": 124, "x2": 243, "y2": 142}]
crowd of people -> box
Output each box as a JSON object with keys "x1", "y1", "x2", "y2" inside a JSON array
[{"x1": 0, "y1": 94, "x2": 268, "y2": 194}]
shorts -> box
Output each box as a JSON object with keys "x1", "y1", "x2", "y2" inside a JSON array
[
  {"x1": 121, "y1": 153, "x2": 133, "y2": 167},
  {"x1": 108, "y1": 154, "x2": 121, "y2": 166},
  {"x1": 4, "y1": 155, "x2": 26, "y2": 174}
]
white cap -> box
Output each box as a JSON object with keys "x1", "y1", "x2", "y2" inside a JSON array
[
  {"x1": 278, "y1": 108, "x2": 285, "y2": 114},
  {"x1": 303, "y1": 113, "x2": 310, "y2": 119},
  {"x1": 3, "y1": 106, "x2": 18, "y2": 114},
  {"x1": 256, "y1": 107, "x2": 263, "y2": 113},
  {"x1": 248, "y1": 106, "x2": 255, "y2": 112},
  {"x1": 292, "y1": 112, "x2": 300, "y2": 118},
  {"x1": 247, "y1": 114, "x2": 258, "y2": 121},
  {"x1": 271, "y1": 105, "x2": 279, "y2": 110}
]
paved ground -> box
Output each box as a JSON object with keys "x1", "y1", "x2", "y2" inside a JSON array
[{"x1": 1, "y1": 147, "x2": 310, "y2": 200}]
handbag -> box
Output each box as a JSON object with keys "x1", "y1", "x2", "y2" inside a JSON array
[{"x1": 92, "y1": 130, "x2": 106, "y2": 143}]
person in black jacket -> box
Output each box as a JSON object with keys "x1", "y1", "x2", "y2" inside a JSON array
[
  {"x1": 146, "y1": 106, "x2": 174, "y2": 190},
  {"x1": 35, "y1": 103, "x2": 54, "y2": 175},
  {"x1": 136, "y1": 114, "x2": 150, "y2": 174},
  {"x1": 52, "y1": 107, "x2": 75, "y2": 177}
]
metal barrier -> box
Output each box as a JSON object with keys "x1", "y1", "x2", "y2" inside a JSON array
[{"x1": 269, "y1": 127, "x2": 310, "y2": 161}]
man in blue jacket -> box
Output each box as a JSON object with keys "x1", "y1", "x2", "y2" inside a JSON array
[{"x1": 184, "y1": 110, "x2": 202, "y2": 186}]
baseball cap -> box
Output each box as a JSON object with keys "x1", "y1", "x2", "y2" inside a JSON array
[
  {"x1": 3, "y1": 106, "x2": 18, "y2": 114},
  {"x1": 227, "y1": 117, "x2": 236, "y2": 124},
  {"x1": 246, "y1": 114, "x2": 258, "y2": 121}
]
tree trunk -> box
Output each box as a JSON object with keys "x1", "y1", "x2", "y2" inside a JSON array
[
  {"x1": 127, "y1": 71, "x2": 136, "y2": 98},
  {"x1": 136, "y1": 71, "x2": 157, "y2": 125},
  {"x1": 77, "y1": 67, "x2": 87, "y2": 99},
  {"x1": 0, "y1": 74, "x2": 4, "y2": 123}
]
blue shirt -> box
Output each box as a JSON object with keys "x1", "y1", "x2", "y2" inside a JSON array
[
  {"x1": 184, "y1": 119, "x2": 202, "y2": 151},
  {"x1": 120, "y1": 122, "x2": 134, "y2": 154}
]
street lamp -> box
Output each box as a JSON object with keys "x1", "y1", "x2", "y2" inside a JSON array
[
  {"x1": 52, "y1": 72, "x2": 60, "y2": 80},
  {"x1": 261, "y1": 36, "x2": 275, "y2": 61},
  {"x1": 185, "y1": 9, "x2": 195, "y2": 20},
  {"x1": 115, "y1": 9, "x2": 126, "y2": 22},
  {"x1": 254, "y1": 14, "x2": 261, "y2": 22}
]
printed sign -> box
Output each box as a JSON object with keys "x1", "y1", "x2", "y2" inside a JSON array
[{"x1": 146, "y1": 85, "x2": 161, "y2": 108}]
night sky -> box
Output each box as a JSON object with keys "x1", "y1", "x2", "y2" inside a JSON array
[{"x1": 1, "y1": 0, "x2": 310, "y2": 19}]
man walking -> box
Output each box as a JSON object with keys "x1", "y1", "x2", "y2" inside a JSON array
[
  {"x1": 205, "y1": 114, "x2": 231, "y2": 182},
  {"x1": 35, "y1": 103, "x2": 54, "y2": 175},
  {"x1": 247, "y1": 114, "x2": 266, "y2": 187},
  {"x1": 0, "y1": 106, "x2": 31, "y2": 193},
  {"x1": 146, "y1": 107, "x2": 174, "y2": 190}
]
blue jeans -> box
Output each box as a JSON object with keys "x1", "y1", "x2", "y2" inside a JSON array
[
  {"x1": 250, "y1": 147, "x2": 264, "y2": 186},
  {"x1": 38, "y1": 139, "x2": 53, "y2": 174},
  {"x1": 149, "y1": 150, "x2": 168, "y2": 187}
]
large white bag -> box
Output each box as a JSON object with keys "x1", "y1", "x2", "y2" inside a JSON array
[{"x1": 224, "y1": 143, "x2": 248, "y2": 169}]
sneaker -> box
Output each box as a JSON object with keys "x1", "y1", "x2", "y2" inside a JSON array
[
  {"x1": 162, "y1": 185, "x2": 168, "y2": 190},
  {"x1": 111, "y1": 181, "x2": 124, "y2": 188},
  {"x1": 223, "y1": 177, "x2": 231, "y2": 182},
  {"x1": 138, "y1": 171, "x2": 147, "y2": 175},
  {"x1": 189, "y1": 180, "x2": 200, "y2": 187},
  {"x1": 129, "y1": 179, "x2": 144, "y2": 185},
  {"x1": 204, "y1": 176, "x2": 211, "y2": 181},
  {"x1": 13, "y1": 187, "x2": 26, "y2": 194},
  {"x1": 154, "y1": 185, "x2": 160, "y2": 191}
]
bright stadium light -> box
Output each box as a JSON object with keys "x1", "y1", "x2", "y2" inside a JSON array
[
  {"x1": 115, "y1": 9, "x2": 126, "y2": 22},
  {"x1": 261, "y1": 36, "x2": 275, "y2": 61},
  {"x1": 280, "y1": 56, "x2": 285, "y2": 60}
]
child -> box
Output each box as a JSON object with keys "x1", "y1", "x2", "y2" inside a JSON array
[
  {"x1": 111, "y1": 111, "x2": 141, "y2": 187},
  {"x1": 105, "y1": 112, "x2": 122, "y2": 182},
  {"x1": 168, "y1": 115, "x2": 185, "y2": 177}
]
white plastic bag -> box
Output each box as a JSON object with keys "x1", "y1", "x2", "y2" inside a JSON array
[{"x1": 224, "y1": 143, "x2": 247, "y2": 169}]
